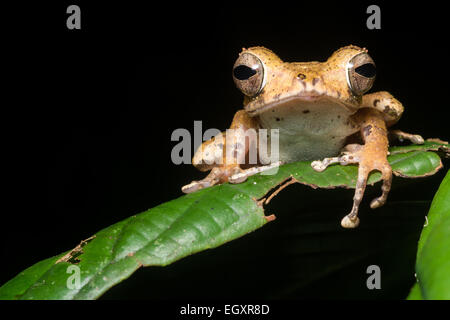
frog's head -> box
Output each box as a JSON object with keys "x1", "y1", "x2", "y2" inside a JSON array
[{"x1": 233, "y1": 46, "x2": 376, "y2": 116}]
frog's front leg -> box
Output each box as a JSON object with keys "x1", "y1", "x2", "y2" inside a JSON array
[
  {"x1": 182, "y1": 110, "x2": 260, "y2": 193},
  {"x1": 362, "y1": 91, "x2": 424, "y2": 145},
  {"x1": 312, "y1": 108, "x2": 392, "y2": 228},
  {"x1": 228, "y1": 161, "x2": 283, "y2": 183}
]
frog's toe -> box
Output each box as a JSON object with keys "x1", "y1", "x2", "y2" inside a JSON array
[
  {"x1": 369, "y1": 167, "x2": 392, "y2": 209},
  {"x1": 182, "y1": 167, "x2": 224, "y2": 193},
  {"x1": 311, "y1": 160, "x2": 329, "y2": 172},
  {"x1": 182, "y1": 181, "x2": 200, "y2": 193},
  {"x1": 311, "y1": 152, "x2": 359, "y2": 172},
  {"x1": 411, "y1": 135, "x2": 425, "y2": 144},
  {"x1": 228, "y1": 171, "x2": 248, "y2": 184},
  {"x1": 182, "y1": 180, "x2": 214, "y2": 193},
  {"x1": 402, "y1": 133, "x2": 424, "y2": 145},
  {"x1": 341, "y1": 215, "x2": 360, "y2": 228},
  {"x1": 370, "y1": 198, "x2": 383, "y2": 209},
  {"x1": 389, "y1": 129, "x2": 425, "y2": 145},
  {"x1": 229, "y1": 161, "x2": 283, "y2": 183}
]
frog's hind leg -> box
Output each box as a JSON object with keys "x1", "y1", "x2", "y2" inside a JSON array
[{"x1": 311, "y1": 109, "x2": 393, "y2": 228}]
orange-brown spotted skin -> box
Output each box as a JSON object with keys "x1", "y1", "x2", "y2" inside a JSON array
[{"x1": 182, "y1": 46, "x2": 424, "y2": 228}]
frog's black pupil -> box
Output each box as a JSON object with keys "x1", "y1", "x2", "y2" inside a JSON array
[
  {"x1": 233, "y1": 65, "x2": 257, "y2": 80},
  {"x1": 355, "y1": 63, "x2": 376, "y2": 78}
]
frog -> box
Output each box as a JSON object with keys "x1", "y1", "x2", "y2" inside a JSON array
[{"x1": 182, "y1": 45, "x2": 425, "y2": 228}]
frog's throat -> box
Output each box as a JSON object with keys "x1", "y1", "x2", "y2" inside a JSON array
[{"x1": 245, "y1": 95, "x2": 358, "y2": 117}]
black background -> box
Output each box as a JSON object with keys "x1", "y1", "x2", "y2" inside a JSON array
[{"x1": 2, "y1": 1, "x2": 449, "y2": 300}]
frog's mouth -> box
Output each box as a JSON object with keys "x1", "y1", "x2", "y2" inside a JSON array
[{"x1": 245, "y1": 94, "x2": 358, "y2": 117}]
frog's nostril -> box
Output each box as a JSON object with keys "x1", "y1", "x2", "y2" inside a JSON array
[
  {"x1": 312, "y1": 77, "x2": 320, "y2": 86},
  {"x1": 297, "y1": 73, "x2": 306, "y2": 80}
]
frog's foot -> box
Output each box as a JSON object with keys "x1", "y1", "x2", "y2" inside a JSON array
[
  {"x1": 229, "y1": 161, "x2": 283, "y2": 184},
  {"x1": 182, "y1": 166, "x2": 242, "y2": 193},
  {"x1": 310, "y1": 144, "x2": 362, "y2": 172},
  {"x1": 311, "y1": 144, "x2": 393, "y2": 228},
  {"x1": 389, "y1": 129, "x2": 424, "y2": 144},
  {"x1": 182, "y1": 162, "x2": 283, "y2": 193}
]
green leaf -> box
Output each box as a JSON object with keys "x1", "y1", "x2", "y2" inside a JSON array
[
  {"x1": 0, "y1": 144, "x2": 447, "y2": 300},
  {"x1": 389, "y1": 140, "x2": 449, "y2": 156},
  {"x1": 408, "y1": 169, "x2": 450, "y2": 299},
  {"x1": 407, "y1": 283, "x2": 423, "y2": 300}
]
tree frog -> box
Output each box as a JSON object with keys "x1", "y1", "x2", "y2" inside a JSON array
[{"x1": 182, "y1": 45, "x2": 424, "y2": 228}]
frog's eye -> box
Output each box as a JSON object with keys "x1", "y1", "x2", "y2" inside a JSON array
[
  {"x1": 347, "y1": 53, "x2": 376, "y2": 96},
  {"x1": 232, "y1": 52, "x2": 265, "y2": 97}
]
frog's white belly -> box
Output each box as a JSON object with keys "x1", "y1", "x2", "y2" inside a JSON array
[{"x1": 257, "y1": 100, "x2": 359, "y2": 163}]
